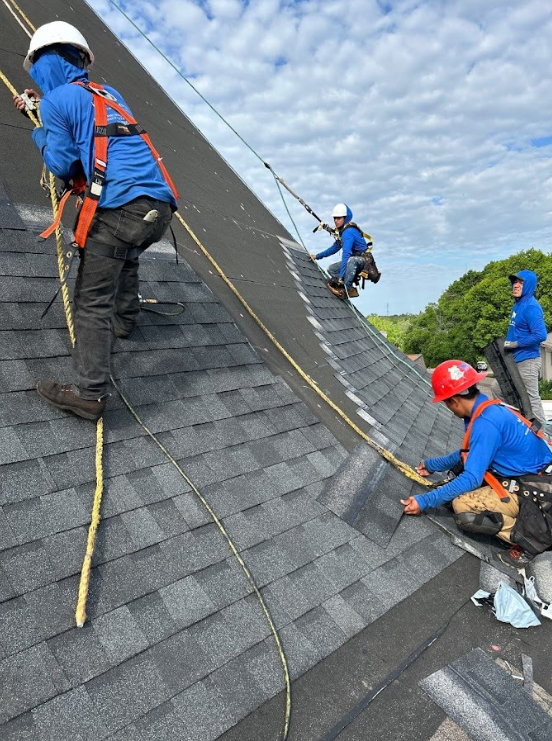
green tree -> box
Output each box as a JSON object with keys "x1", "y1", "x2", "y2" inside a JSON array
[
  {"x1": 403, "y1": 249, "x2": 552, "y2": 366},
  {"x1": 366, "y1": 314, "x2": 414, "y2": 349}
]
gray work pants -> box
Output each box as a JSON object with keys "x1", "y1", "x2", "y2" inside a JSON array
[
  {"x1": 72, "y1": 197, "x2": 172, "y2": 399},
  {"x1": 518, "y1": 357, "x2": 546, "y2": 428},
  {"x1": 492, "y1": 356, "x2": 546, "y2": 428}
]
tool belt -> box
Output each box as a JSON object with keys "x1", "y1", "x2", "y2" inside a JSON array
[
  {"x1": 445, "y1": 466, "x2": 552, "y2": 555},
  {"x1": 508, "y1": 471, "x2": 552, "y2": 554},
  {"x1": 353, "y1": 252, "x2": 381, "y2": 287}
]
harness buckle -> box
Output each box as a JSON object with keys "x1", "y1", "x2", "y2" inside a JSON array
[{"x1": 90, "y1": 181, "x2": 103, "y2": 197}]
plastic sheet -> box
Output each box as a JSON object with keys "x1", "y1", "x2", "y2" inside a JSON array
[
  {"x1": 493, "y1": 582, "x2": 541, "y2": 628},
  {"x1": 523, "y1": 572, "x2": 552, "y2": 620}
]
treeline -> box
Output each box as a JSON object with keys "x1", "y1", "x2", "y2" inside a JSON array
[
  {"x1": 367, "y1": 249, "x2": 552, "y2": 367},
  {"x1": 366, "y1": 314, "x2": 414, "y2": 349}
]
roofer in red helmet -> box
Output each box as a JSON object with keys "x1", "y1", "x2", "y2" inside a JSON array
[{"x1": 401, "y1": 360, "x2": 552, "y2": 569}]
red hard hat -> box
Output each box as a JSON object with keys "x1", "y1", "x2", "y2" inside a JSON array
[{"x1": 431, "y1": 359, "x2": 487, "y2": 403}]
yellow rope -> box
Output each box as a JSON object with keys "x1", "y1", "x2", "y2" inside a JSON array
[
  {"x1": 49, "y1": 172, "x2": 77, "y2": 347},
  {"x1": 174, "y1": 212, "x2": 430, "y2": 488},
  {"x1": 75, "y1": 417, "x2": 104, "y2": 626},
  {"x1": 45, "y1": 160, "x2": 104, "y2": 628},
  {"x1": 0, "y1": 17, "x2": 104, "y2": 626},
  {"x1": 113, "y1": 379, "x2": 292, "y2": 739}
]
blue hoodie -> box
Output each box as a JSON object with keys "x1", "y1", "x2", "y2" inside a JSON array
[
  {"x1": 506, "y1": 269, "x2": 547, "y2": 362},
  {"x1": 29, "y1": 49, "x2": 177, "y2": 209},
  {"x1": 315, "y1": 205, "x2": 368, "y2": 280},
  {"x1": 414, "y1": 393, "x2": 552, "y2": 511}
]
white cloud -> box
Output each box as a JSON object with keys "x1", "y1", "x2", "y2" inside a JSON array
[{"x1": 86, "y1": 0, "x2": 552, "y2": 315}]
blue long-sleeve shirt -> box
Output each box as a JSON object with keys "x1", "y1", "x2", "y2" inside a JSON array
[
  {"x1": 506, "y1": 270, "x2": 547, "y2": 362},
  {"x1": 414, "y1": 394, "x2": 552, "y2": 511},
  {"x1": 315, "y1": 205, "x2": 368, "y2": 280},
  {"x1": 29, "y1": 51, "x2": 177, "y2": 210}
]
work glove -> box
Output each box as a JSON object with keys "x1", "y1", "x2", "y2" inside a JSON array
[{"x1": 504, "y1": 340, "x2": 519, "y2": 351}]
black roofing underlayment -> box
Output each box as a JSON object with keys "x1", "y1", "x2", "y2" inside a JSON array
[{"x1": 1, "y1": 1, "x2": 552, "y2": 740}]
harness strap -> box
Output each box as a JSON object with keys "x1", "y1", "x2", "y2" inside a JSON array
[
  {"x1": 461, "y1": 399, "x2": 550, "y2": 502},
  {"x1": 73, "y1": 88, "x2": 109, "y2": 248},
  {"x1": 80, "y1": 82, "x2": 178, "y2": 203},
  {"x1": 39, "y1": 81, "x2": 178, "y2": 248},
  {"x1": 96, "y1": 122, "x2": 145, "y2": 137},
  {"x1": 342, "y1": 221, "x2": 373, "y2": 249},
  {"x1": 38, "y1": 187, "x2": 75, "y2": 241}
]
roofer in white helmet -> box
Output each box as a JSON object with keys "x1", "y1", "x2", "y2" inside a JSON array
[
  {"x1": 310, "y1": 203, "x2": 380, "y2": 299},
  {"x1": 13, "y1": 21, "x2": 178, "y2": 421}
]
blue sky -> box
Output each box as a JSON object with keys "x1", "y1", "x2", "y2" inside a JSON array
[{"x1": 86, "y1": 0, "x2": 552, "y2": 315}]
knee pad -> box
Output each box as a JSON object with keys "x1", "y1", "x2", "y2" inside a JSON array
[{"x1": 454, "y1": 510, "x2": 504, "y2": 535}]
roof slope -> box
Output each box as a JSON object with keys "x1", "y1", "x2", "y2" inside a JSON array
[
  {"x1": 0, "y1": 177, "x2": 463, "y2": 741},
  {"x1": 1, "y1": 2, "x2": 551, "y2": 740}
]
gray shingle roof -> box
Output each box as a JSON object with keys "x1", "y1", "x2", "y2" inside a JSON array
[
  {"x1": 421, "y1": 648, "x2": 552, "y2": 741},
  {"x1": 2, "y1": 3, "x2": 550, "y2": 740},
  {"x1": 0, "y1": 198, "x2": 467, "y2": 739}
]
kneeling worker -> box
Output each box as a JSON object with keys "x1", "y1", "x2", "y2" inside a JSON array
[{"x1": 401, "y1": 359, "x2": 552, "y2": 568}]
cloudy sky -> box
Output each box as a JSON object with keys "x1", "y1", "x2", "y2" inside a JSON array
[{"x1": 86, "y1": 0, "x2": 552, "y2": 315}]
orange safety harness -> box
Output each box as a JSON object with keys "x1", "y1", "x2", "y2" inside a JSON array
[
  {"x1": 461, "y1": 399, "x2": 550, "y2": 501},
  {"x1": 40, "y1": 81, "x2": 178, "y2": 247}
]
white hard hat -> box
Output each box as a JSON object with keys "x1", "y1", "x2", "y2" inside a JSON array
[
  {"x1": 332, "y1": 203, "x2": 348, "y2": 218},
  {"x1": 24, "y1": 21, "x2": 94, "y2": 71}
]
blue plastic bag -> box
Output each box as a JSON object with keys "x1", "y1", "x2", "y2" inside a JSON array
[{"x1": 493, "y1": 582, "x2": 541, "y2": 628}]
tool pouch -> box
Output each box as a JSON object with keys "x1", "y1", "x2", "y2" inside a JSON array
[{"x1": 358, "y1": 252, "x2": 381, "y2": 286}]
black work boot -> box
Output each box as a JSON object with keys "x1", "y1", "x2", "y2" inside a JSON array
[
  {"x1": 497, "y1": 545, "x2": 535, "y2": 569},
  {"x1": 36, "y1": 381, "x2": 106, "y2": 421}
]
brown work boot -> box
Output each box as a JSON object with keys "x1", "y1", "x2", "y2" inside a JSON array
[
  {"x1": 36, "y1": 381, "x2": 106, "y2": 421},
  {"x1": 497, "y1": 545, "x2": 535, "y2": 570},
  {"x1": 347, "y1": 287, "x2": 359, "y2": 298},
  {"x1": 327, "y1": 281, "x2": 346, "y2": 299}
]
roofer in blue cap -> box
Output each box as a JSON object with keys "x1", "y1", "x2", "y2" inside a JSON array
[
  {"x1": 492, "y1": 269, "x2": 547, "y2": 429},
  {"x1": 13, "y1": 21, "x2": 178, "y2": 421}
]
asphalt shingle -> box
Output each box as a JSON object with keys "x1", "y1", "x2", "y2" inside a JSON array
[{"x1": 0, "y1": 22, "x2": 490, "y2": 741}]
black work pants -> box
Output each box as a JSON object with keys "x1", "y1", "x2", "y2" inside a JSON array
[{"x1": 72, "y1": 197, "x2": 172, "y2": 399}]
